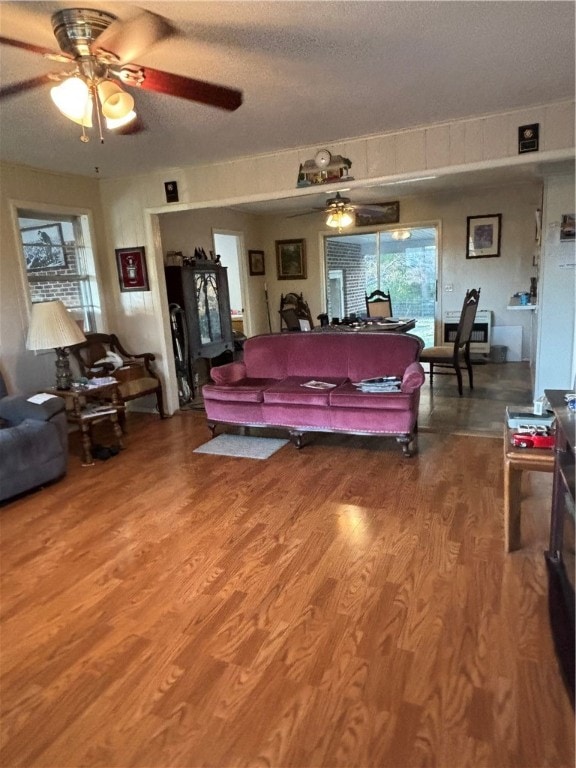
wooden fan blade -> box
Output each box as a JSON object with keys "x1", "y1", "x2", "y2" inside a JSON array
[
  {"x1": 135, "y1": 66, "x2": 242, "y2": 111},
  {"x1": 0, "y1": 74, "x2": 55, "y2": 100},
  {"x1": 287, "y1": 209, "x2": 323, "y2": 219},
  {"x1": 93, "y1": 11, "x2": 175, "y2": 65},
  {"x1": 0, "y1": 35, "x2": 60, "y2": 57}
]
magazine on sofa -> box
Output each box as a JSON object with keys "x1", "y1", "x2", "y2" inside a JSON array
[{"x1": 300, "y1": 380, "x2": 338, "y2": 389}]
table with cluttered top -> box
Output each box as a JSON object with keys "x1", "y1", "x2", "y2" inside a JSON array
[{"x1": 44, "y1": 378, "x2": 124, "y2": 466}]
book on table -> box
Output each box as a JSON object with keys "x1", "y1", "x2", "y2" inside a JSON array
[{"x1": 506, "y1": 406, "x2": 555, "y2": 429}]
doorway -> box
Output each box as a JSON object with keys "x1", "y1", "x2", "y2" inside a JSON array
[
  {"x1": 324, "y1": 225, "x2": 438, "y2": 346},
  {"x1": 213, "y1": 230, "x2": 249, "y2": 337}
]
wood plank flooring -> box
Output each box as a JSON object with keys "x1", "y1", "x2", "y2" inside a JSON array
[{"x1": 1, "y1": 364, "x2": 573, "y2": 768}]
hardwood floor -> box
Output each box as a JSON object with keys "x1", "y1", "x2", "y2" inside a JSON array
[{"x1": 1, "y1": 363, "x2": 573, "y2": 768}]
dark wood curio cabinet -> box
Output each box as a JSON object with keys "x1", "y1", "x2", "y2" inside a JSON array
[{"x1": 165, "y1": 263, "x2": 233, "y2": 361}]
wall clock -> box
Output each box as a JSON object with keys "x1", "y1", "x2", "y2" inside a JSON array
[{"x1": 314, "y1": 149, "x2": 332, "y2": 169}]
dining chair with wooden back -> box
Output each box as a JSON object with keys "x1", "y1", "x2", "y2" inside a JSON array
[
  {"x1": 365, "y1": 289, "x2": 393, "y2": 319},
  {"x1": 279, "y1": 292, "x2": 314, "y2": 331},
  {"x1": 420, "y1": 287, "x2": 481, "y2": 396}
]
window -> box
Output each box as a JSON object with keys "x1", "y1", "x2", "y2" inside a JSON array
[
  {"x1": 17, "y1": 209, "x2": 99, "y2": 332},
  {"x1": 324, "y1": 226, "x2": 438, "y2": 346}
]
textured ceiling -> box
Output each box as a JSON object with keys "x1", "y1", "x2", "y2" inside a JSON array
[{"x1": 0, "y1": 1, "x2": 574, "y2": 207}]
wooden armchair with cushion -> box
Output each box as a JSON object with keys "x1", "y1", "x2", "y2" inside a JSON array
[{"x1": 70, "y1": 333, "x2": 165, "y2": 427}]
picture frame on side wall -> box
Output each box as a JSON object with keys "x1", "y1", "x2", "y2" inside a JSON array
[
  {"x1": 248, "y1": 249, "x2": 265, "y2": 276},
  {"x1": 466, "y1": 214, "x2": 502, "y2": 259},
  {"x1": 276, "y1": 239, "x2": 307, "y2": 280},
  {"x1": 115, "y1": 246, "x2": 150, "y2": 292}
]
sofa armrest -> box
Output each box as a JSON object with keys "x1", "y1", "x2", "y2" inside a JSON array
[
  {"x1": 0, "y1": 394, "x2": 65, "y2": 426},
  {"x1": 210, "y1": 362, "x2": 248, "y2": 385},
  {"x1": 400, "y1": 362, "x2": 426, "y2": 393}
]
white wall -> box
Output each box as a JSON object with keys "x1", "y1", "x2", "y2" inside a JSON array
[
  {"x1": 534, "y1": 175, "x2": 576, "y2": 397},
  {"x1": 0, "y1": 163, "x2": 108, "y2": 393},
  {"x1": 159, "y1": 182, "x2": 541, "y2": 353},
  {"x1": 1, "y1": 100, "x2": 574, "y2": 410}
]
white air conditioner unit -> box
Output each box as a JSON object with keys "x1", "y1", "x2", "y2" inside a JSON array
[{"x1": 442, "y1": 309, "x2": 492, "y2": 354}]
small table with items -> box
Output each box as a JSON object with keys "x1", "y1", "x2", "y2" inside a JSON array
[
  {"x1": 503, "y1": 420, "x2": 555, "y2": 553},
  {"x1": 44, "y1": 382, "x2": 124, "y2": 466}
]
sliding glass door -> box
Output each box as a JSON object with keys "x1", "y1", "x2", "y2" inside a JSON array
[{"x1": 324, "y1": 226, "x2": 437, "y2": 345}]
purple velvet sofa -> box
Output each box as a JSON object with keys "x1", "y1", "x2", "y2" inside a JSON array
[{"x1": 202, "y1": 332, "x2": 425, "y2": 456}]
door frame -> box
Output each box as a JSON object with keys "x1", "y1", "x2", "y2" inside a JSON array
[{"x1": 212, "y1": 228, "x2": 251, "y2": 338}]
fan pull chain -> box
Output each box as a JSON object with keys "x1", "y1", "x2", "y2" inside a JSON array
[{"x1": 92, "y1": 86, "x2": 105, "y2": 144}]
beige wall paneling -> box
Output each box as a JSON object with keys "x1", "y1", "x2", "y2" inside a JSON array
[
  {"x1": 395, "y1": 129, "x2": 427, "y2": 174},
  {"x1": 543, "y1": 101, "x2": 576, "y2": 152},
  {"x1": 483, "y1": 114, "x2": 510, "y2": 161},
  {"x1": 425, "y1": 124, "x2": 451, "y2": 170},
  {"x1": 449, "y1": 122, "x2": 467, "y2": 166},
  {"x1": 366, "y1": 134, "x2": 397, "y2": 179},
  {"x1": 464, "y1": 119, "x2": 484, "y2": 164}
]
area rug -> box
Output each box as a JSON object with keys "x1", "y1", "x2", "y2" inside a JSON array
[{"x1": 193, "y1": 434, "x2": 289, "y2": 460}]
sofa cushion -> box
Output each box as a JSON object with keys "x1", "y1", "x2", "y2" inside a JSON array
[
  {"x1": 329, "y1": 382, "x2": 416, "y2": 410},
  {"x1": 203, "y1": 378, "x2": 277, "y2": 403},
  {"x1": 263, "y1": 377, "x2": 349, "y2": 406}
]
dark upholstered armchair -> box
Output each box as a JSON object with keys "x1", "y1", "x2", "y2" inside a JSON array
[{"x1": 70, "y1": 333, "x2": 166, "y2": 426}]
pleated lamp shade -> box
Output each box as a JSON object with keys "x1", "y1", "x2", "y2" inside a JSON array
[{"x1": 26, "y1": 300, "x2": 86, "y2": 351}]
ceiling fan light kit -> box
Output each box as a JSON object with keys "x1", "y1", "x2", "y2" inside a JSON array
[
  {"x1": 50, "y1": 76, "x2": 93, "y2": 126},
  {"x1": 1, "y1": 5, "x2": 243, "y2": 146},
  {"x1": 325, "y1": 192, "x2": 355, "y2": 231}
]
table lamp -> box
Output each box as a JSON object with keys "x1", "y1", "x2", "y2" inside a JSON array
[{"x1": 26, "y1": 300, "x2": 87, "y2": 390}]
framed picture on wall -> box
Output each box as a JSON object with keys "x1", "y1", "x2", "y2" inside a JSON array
[
  {"x1": 354, "y1": 201, "x2": 399, "y2": 227},
  {"x1": 276, "y1": 239, "x2": 307, "y2": 280},
  {"x1": 560, "y1": 214, "x2": 575, "y2": 241},
  {"x1": 248, "y1": 249, "x2": 265, "y2": 275},
  {"x1": 115, "y1": 246, "x2": 150, "y2": 292},
  {"x1": 466, "y1": 214, "x2": 502, "y2": 259},
  {"x1": 21, "y1": 223, "x2": 67, "y2": 270}
]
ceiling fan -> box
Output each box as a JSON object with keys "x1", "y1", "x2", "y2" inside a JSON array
[
  {"x1": 288, "y1": 191, "x2": 398, "y2": 231},
  {"x1": 0, "y1": 7, "x2": 243, "y2": 143}
]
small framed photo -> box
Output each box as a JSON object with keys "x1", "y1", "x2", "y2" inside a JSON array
[
  {"x1": 560, "y1": 214, "x2": 575, "y2": 241},
  {"x1": 355, "y1": 201, "x2": 400, "y2": 227},
  {"x1": 466, "y1": 214, "x2": 502, "y2": 259},
  {"x1": 248, "y1": 249, "x2": 265, "y2": 276},
  {"x1": 276, "y1": 239, "x2": 307, "y2": 280},
  {"x1": 115, "y1": 246, "x2": 150, "y2": 292},
  {"x1": 21, "y1": 223, "x2": 67, "y2": 270}
]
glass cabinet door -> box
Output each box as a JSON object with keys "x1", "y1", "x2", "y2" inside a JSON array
[{"x1": 195, "y1": 270, "x2": 223, "y2": 344}]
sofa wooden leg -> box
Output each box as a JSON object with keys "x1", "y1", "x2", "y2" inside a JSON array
[
  {"x1": 207, "y1": 422, "x2": 217, "y2": 438},
  {"x1": 289, "y1": 430, "x2": 304, "y2": 449},
  {"x1": 397, "y1": 433, "x2": 416, "y2": 457}
]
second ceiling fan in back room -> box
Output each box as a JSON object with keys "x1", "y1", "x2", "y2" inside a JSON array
[
  {"x1": 0, "y1": 6, "x2": 243, "y2": 143},
  {"x1": 289, "y1": 191, "x2": 400, "y2": 233}
]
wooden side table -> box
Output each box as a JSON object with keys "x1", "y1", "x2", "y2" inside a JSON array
[
  {"x1": 45, "y1": 384, "x2": 124, "y2": 466},
  {"x1": 503, "y1": 424, "x2": 555, "y2": 552}
]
